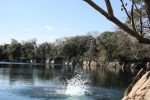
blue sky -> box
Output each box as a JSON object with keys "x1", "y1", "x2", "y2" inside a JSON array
[{"x1": 0, "y1": 0, "x2": 127, "y2": 44}]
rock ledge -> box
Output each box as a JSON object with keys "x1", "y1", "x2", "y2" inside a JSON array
[{"x1": 122, "y1": 70, "x2": 150, "y2": 100}]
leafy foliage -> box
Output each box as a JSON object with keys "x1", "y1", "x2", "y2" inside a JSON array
[{"x1": 0, "y1": 31, "x2": 149, "y2": 63}]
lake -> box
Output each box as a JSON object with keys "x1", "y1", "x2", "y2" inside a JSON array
[{"x1": 0, "y1": 64, "x2": 134, "y2": 100}]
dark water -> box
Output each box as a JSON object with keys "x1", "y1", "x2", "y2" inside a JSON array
[{"x1": 0, "y1": 64, "x2": 134, "y2": 100}]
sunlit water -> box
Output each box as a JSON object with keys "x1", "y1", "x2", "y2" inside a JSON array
[{"x1": 0, "y1": 64, "x2": 134, "y2": 100}]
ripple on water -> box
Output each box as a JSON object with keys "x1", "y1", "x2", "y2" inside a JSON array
[
  {"x1": 11, "y1": 67, "x2": 123, "y2": 100},
  {"x1": 15, "y1": 85, "x2": 122, "y2": 100}
]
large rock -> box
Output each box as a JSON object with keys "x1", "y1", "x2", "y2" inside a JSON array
[{"x1": 122, "y1": 70, "x2": 150, "y2": 100}]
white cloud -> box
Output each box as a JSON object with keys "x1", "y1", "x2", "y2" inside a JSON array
[{"x1": 44, "y1": 25, "x2": 54, "y2": 31}]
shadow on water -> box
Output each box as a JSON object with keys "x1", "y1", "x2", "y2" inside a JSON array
[{"x1": 0, "y1": 64, "x2": 134, "y2": 100}]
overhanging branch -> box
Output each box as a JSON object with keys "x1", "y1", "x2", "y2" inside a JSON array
[
  {"x1": 83, "y1": 0, "x2": 108, "y2": 17},
  {"x1": 83, "y1": 0, "x2": 150, "y2": 44},
  {"x1": 120, "y1": 0, "x2": 131, "y2": 20},
  {"x1": 105, "y1": 0, "x2": 114, "y2": 16}
]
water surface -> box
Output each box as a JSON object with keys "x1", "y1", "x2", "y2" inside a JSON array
[{"x1": 0, "y1": 64, "x2": 134, "y2": 100}]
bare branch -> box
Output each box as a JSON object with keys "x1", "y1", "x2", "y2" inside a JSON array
[
  {"x1": 83, "y1": 0, "x2": 109, "y2": 17},
  {"x1": 132, "y1": 0, "x2": 144, "y2": 37},
  {"x1": 105, "y1": 0, "x2": 114, "y2": 16},
  {"x1": 120, "y1": 0, "x2": 131, "y2": 20},
  {"x1": 134, "y1": 3, "x2": 141, "y2": 14},
  {"x1": 140, "y1": 12, "x2": 143, "y2": 37},
  {"x1": 131, "y1": 0, "x2": 137, "y2": 32}
]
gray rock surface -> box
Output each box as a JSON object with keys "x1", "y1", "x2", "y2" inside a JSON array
[{"x1": 122, "y1": 71, "x2": 150, "y2": 100}]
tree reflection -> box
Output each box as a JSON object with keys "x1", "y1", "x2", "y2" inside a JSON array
[{"x1": 0, "y1": 64, "x2": 134, "y2": 89}]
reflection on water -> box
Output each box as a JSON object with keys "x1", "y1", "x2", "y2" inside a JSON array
[{"x1": 0, "y1": 64, "x2": 134, "y2": 100}]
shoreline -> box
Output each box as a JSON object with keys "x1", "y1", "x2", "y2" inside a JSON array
[{"x1": 0, "y1": 61, "x2": 63, "y2": 66}]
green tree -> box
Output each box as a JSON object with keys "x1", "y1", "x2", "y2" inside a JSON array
[
  {"x1": 0, "y1": 46, "x2": 3, "y2": 60},
  {"x1": 6, "y1": 39, "x2": 22, "y2": 61},
  {"x1": 96, "y1": 31, "x2": 131, "y2": 61},
  {"x1": 21, "y1": 39, "x2": 37, "y2": 61},
  {"x1": 62, "y1": 35, "x2": 95, "y2": 61},
  {"x1": 84, "y1": 38, "x2": 98, "y2": 62},
  {"x1": 36, "y1": 42, "x2": 53, "y2": 62}
]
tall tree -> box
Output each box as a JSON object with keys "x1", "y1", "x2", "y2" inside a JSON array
[
  {"x1": 21, "y1": 39, "x2": 37, "y2": 61},
  {"x1": 84, "y1": 0, "x2": 150, "y2": 44},
  {"x1": 36, "y1": 42, "x2": 52, "y2": 62},
  {"x1": 96, "y1": 31, "x2": 131, "y2": 61},
  {"x1": 7, "y1": 39, "x2": 22, "y2": 61}
]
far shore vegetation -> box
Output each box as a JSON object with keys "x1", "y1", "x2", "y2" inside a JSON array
[
  {"x1": 0, "y1": 31, "x2": 150, "y2": 66},
  {"x1": 1, "y1": 0, "x2": 150, "y2": 69}
]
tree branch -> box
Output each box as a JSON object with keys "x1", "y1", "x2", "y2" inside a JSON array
[
  {"x1": 120, "y1": 0, "x2": 131, "y2": 20},
  {"x1": 131, "y1": 0, "x2": 137, "y2": 32},
  {"x1": 133, "y1": 0, "x2": 144, "y2": 37},
  {"x1": 105, "y1": 0, "x2": 114, "y2": 16},
  {"x1": 83, "y1": 0, "x2": 150, "y2": 44},
  {"x1": 83, "y1": 0, "x2": 108, "y2": 17}
]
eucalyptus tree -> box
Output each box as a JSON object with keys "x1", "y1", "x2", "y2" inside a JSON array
[
  {"x1": 0, "y1": 46, "x2": 3, "y2": 60},
  {"x1": 130, "y1": 40, "x2": 150, "y2": 59},
  {"x1": 53, "y1": 38, "x2": 65, "y2": 58},
  {"x1": 84, "y1": 0, "x2": 150, "y2": 44},
  {"x1": 84, "y1": 38, "x2": 98, "y2": 63},
  {"x1": 1, "y1": 44, "x2": 9, "y2": 61},
  {"x1": 96, "y1": 31, "x2": 131, "y2": 61},
  {"x1": 36, "y1": 42, "x2": 53, "y2": 62},
  {"x1": 62, "y1": 37, "x2": 78, "y2": 60},
  {"x1": 21, "y1": 39, "x2": 37, "y2": 62},
  {"x1": 62, "y1": 35, "x2": 95, "y2": 61},
  {"x1": 5, "y1": 39, "x2": 22, "y2": 62}
]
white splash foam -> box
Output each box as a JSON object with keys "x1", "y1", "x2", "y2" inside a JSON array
[{"x1": 65, "y1": 74, "x2": 89, "y2": 96}]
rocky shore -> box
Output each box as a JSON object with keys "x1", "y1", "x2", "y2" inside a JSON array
[{"x1": 122, "y1": 69, "x2": 150, "y2": 100}]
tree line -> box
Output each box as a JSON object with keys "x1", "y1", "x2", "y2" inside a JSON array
[
  {"x1": 0, "y1": 31, "x2": 150, "y2": 64},
  {"x1": 0, "y1": 0, "x2": 149, "y2": 66}
]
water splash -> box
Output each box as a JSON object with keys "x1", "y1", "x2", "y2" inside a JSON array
[{"x1": 65, "y1": 68, "x2": 90, "y2": 96}]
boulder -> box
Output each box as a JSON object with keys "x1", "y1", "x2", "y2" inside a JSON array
[{"x1": 122, "y1": 70, "x2": 150, "y2": 100}]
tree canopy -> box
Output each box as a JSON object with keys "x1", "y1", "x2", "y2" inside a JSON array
[{"x1": 0, "y1": 31, "x2": 149, "y2": 63}]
